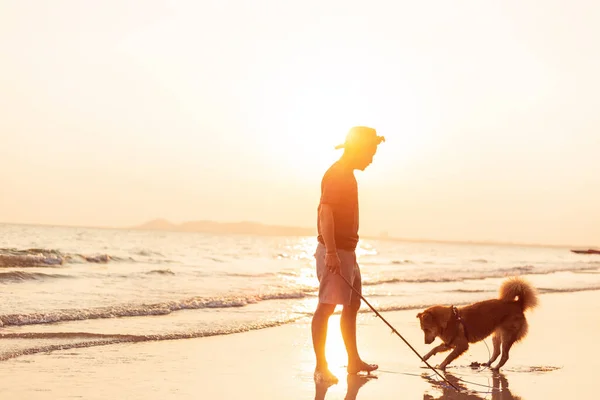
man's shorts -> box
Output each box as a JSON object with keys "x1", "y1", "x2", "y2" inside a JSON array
[{"x1": 314, "y1": 242, "x2": 362, "y2": 306}]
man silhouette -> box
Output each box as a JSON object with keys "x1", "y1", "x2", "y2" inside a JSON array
[{"x1": 312, "y1": 126, "x2": 385, "y2": 383}]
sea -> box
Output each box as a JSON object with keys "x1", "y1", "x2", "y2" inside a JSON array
[{"x1": 1, "y1": 223, "x2": 599, "y2": 362}]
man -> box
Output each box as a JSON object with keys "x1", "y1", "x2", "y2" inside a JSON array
[{"x1": 312, "y1": 126, "x2": 385, "y2": 383}]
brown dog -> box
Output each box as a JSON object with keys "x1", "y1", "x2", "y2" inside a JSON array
[{"x1": 417, "y1": 277, "x2": 538, "y2": 371}]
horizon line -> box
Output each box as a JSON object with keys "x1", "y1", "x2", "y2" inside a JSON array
[{"x1": 1, "y1": 219, "x2": 595, "y2": 250}]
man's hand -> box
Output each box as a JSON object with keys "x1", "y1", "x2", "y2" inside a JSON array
[{"x1": 325, "y1": 252, "x2": 341, "y2": 274}]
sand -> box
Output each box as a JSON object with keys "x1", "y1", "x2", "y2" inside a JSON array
[{"x1": 1, "y1": 290, "x2": 598, "y2": 399}]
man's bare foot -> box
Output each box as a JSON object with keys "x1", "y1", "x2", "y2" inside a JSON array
[
  {"x1": 347, "y1": 360, "x2": 378, "y2": 375},
  {"x1": 314, "y1": 368, "x2": 339, "y2": 384},
  {"x1": 314, "y1": 370, "x2": 337, "y2": 400}
]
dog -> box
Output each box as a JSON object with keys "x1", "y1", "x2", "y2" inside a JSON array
[{"x1": 416, "y1": 277, "x2": 538, "y2": 371}]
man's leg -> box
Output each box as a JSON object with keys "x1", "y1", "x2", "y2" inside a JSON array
[
  {"x1": 341, "y1": 305, "x2": 377, "y2": 373},
  {"x1": 312, "y1": 302, "x2": 337, "y2": 382},
  {"x1": 340, "y1": 265, "x2": 378, "y2": 374}
]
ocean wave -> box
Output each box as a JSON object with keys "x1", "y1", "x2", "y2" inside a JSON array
[
  {"x1": 537, "y1": 286, "x2": 600, "y2": 294},
  {"x1": 0, "y1": 271, "x2": 73, "y2": 282},
  {"x1": 0, "y1": 247, "x2": 128, "y2": 268},
  {"x1": 225, "y1": 272, "x2": 277, "y2": 278},
  {"x1": 363, "y1": 277, "x2": 454, "y2": 286},
  {"x1": 134, "y1": 249, "x2": 165, "y2": 257},
  {"x1": 144, "y1": 269, "x2": 175, "y2": 276},
  {"x1": 0, "y1": 253, "x2": 63, "y2": 268},
  {"x1": 278, "y1": 271, "x2": 299, "y2": 277},
  {"x1": 0, "y1": 290, "x2": 312, "y2": 328},
  {"x1": 361, "y1": 264, "x2": 599, "y2": 287},
  {"x1": 362, "y1": 260, "x2": 413, "y2": 266}
]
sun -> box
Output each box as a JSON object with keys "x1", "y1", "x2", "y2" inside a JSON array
[{"x1": 254, "y1": 82, "x2": 424, "y2": 184}]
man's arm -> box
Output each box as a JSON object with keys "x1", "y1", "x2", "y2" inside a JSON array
[{"x1": 318, "y1": 204, "x2": 337, "y2": 254}]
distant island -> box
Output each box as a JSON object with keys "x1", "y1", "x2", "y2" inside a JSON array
[{"x1": 129, "y1": 219, "x2": 316, "y2": 237}]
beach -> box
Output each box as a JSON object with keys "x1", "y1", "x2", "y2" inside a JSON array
[
  {"x1": 1, "y1": 289, "x2": 598, "y2": 399},
  {"x1": 1, "y1": 223, "x2": 599, "y2": 399}
]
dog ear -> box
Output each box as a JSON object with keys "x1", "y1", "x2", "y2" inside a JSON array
[{"x1": 418, "y1": 311, "x2": 434, "y2": 323}]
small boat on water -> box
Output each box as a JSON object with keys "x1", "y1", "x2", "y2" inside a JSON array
[{"x1": 570, "y1": 249, "x2": 600, "y2": 255}]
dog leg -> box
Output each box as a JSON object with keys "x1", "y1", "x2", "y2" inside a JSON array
[
  {"x1": 423, "y1": 343, "x2": 451, "y2": 361},
  {"x1": 492, "y1": 335, "x2": 516, "y2": 371},
  {"x1": 438, "y1": 342, "x2": 468, "y2": 370},
  {"x1": 484, "y1": 333, "x2": 501, "y2": 367}
]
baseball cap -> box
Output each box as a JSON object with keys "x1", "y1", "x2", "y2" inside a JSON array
[{"x1": 334, "y1": 126, "x2": 386, "y2": 150}]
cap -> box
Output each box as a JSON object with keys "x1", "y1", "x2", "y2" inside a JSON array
[{"x1": 334, "y1": 126, "x2": 386, "y2": 150}]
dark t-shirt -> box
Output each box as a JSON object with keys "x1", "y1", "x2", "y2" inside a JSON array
[{"x1": 316, "y1": 161, "x2": 359, "y2": 251}]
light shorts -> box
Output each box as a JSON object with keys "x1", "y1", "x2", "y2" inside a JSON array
[{"x1": 314, "y1": 242, "x2": 362, "y2": 307}]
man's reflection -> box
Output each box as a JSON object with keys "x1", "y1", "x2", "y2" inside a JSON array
[{"x1": 314, "y1": 373, "x2": 377, "y2": 400}]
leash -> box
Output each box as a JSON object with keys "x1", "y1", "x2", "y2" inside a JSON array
[{"x1": 338, "y1": 273, "x2": 461, "y2": 392}]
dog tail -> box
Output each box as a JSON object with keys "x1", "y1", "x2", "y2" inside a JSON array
[{"x1": 499, "y1": 277, "x2": 539, "y2": 311}]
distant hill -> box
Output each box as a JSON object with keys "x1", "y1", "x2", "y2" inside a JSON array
[{"x1": 130, "y1": 219, "x2": 316, "y2": 237}]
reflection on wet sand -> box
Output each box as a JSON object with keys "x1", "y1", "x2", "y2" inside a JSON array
[
  {"x1": 314, "y1": 373, "x2": 378, "y2": 400},
  {"x1": 423, "y1": 371, "x2": 522, "y2": 400}
]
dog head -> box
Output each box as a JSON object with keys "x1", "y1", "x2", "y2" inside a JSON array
[{"x1": 416, "y1": 307, "x2": 448, "y2": 344}]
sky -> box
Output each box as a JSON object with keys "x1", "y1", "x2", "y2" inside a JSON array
[{"x1": 1, "y1": 0, "x2": 599, "y2": 246}]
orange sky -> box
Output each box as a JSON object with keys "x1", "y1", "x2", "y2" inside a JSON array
[{"x1": 1, "y1": 1, "x2": 599, "y2": 246}]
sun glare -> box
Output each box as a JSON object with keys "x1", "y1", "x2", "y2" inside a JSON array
[{"x1": 323, "y1": 314, "x2": 349, "y2": 370}]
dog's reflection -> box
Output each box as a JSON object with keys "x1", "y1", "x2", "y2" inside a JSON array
[
  {"x1": 423, "y1": 371, "x2": 522, "y2": 400},
  {"x1": 314, "y1": 373, "x2": 377, "y2": 400}
]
